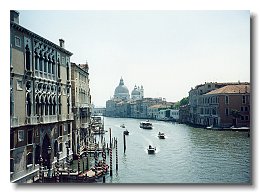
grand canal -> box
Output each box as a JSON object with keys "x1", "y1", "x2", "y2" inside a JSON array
[{"x1": 83, "y1": 117, "x2": 251, "y2": 184}]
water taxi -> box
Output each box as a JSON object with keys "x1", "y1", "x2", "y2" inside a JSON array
[
  {"x1": 147, "y1": 145, "x2": 156, "y2": 154},
  {"x1": 158, "y1": 132, "x2": 165, "y2": 139},
  {"x1": 140, "y1": 120, "x2": 153, "y2": 129}
]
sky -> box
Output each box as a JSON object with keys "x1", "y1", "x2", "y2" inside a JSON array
[{"x1": 17, "y1": 10, "x2": 250, "y2": 107}]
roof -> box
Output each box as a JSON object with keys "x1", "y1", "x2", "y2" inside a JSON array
[
  {"x1": 205, "y1": 84, "x2": 250, "y2": 95},
  {"x1": 11, "y1": 22, "x2": 73, "y2": 56}
]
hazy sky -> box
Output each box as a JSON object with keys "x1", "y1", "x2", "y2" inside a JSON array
[{"x1": 18, "y1": 10, "x2": 250, "y2": 107}]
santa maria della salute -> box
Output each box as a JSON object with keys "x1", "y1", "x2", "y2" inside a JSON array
[
  {"x1": 113, "y1": 77, "x2": 144, "y2": 101},
  {"x1": 106, "y1": 77, "x2": 174, "y2": 118}
]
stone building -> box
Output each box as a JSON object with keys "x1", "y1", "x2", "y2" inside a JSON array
[
  {"x1": 188, "y1": 82, "x2": 250, "y2": 127},
  {"x1": 71, "y1": 62, "x2": 91, "y2": 156},
  {"x1": 10, "y1": 11, "x2": 73, "y2": 182},
  {"x1": 203, "y1": 84, "x2": 250, "y2": 128}
]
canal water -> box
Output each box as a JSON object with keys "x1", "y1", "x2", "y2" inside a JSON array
[{"x1": 91, "y1": 117, "x2": 250, "y2": 184}]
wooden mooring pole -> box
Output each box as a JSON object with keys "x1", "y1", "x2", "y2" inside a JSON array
[
  {"x1": 110, "y1": 147, "x2": 112, "y2": 176},
  {"x1": 116, "y1": 138, "x2": 118, "y2": 171},
  {"x1": 123, "y1": 133, "x2": 126, "y2": 153}
]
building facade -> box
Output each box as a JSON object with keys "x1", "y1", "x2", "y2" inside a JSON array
[
  {"x1": 188, "y1": 82, "x2": 250, "y2": 127},
  {"x1": 71, "y1": 62, "x2": 91, "y2": 156},
  {"x1": 10, "y1": 11, "x2": 73, "y2": 183}
]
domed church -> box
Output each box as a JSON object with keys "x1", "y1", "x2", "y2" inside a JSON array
[
  {"x1": 114, "y1": 77, "x2": 130, "y2": 100},
  {"x1": 131, "y1": 85, "x2": 144, "y2": 100}
]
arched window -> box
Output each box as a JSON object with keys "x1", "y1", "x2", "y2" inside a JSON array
[
  {"x1": 39, "y1": 52, "x2": 43, "y2": 72},
  {"x1": 25, "y1": 44, "x2": 31, "y2": 71},
  {"x1": 48, "y1": 56, "x2": 52, "y2": 74},
  {"x1": 34, "y1": 50, "x2": 39, "y2": 71},
  {"x1": 45, "y1": 96, "x2": 48, "y2": 115},
  {"x1": 57, "y1": 59, "x2": 60, "y2": 78},
  {"x1": 40, "y1": 96, "x2": 45, "y2": 116},
  {"x1": 34, "y1": 145, "x2": 40, "y2": 165},
  {"x1": 66, "y1": 62, "x2": 69, "y2": 80},
  {"x1": 58, "y1": 95, "x2": 61, "y2": 115},
  {"x1": 67, "y1": 97, "x2": 70, "y2": 114},
  {"x1": 27, "y1": 152, "x2": 33, "y2": 165},
  {"x1": 54, "y1": 140, "x2": 58, "y2": 157},
  {"x1": 59, "y1": 142, "x2": 63, "y2": 152},
  {"x1": 53, "y1": 97, "x2": 56, "y2": 115},
  {"x1": 26, "y1": 93, "x2": 31, "y2": 117},
  {"x1": 49, "y1": 96, "x2": 52, "y2": 115}
]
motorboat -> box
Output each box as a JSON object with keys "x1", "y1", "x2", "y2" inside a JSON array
[
  {"x1": 124, "y1": 129, "x2": 129, "y2": 135},
  {"x1": 120, "y1": 124, "x2": 125, "y2": 128},
  {"x1": 140, "y1": 120, "x2": 153, "y2": 129},
  {"x1": 158, "y1": 132, "x2": 165, "y2": 139},
  {"x1": 147, "y1": 145, "x2": 156, "y2": 154}
]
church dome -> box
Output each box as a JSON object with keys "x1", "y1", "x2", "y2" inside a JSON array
[
  {"x1": 131, "y1": 85, "x2": 140, "y2": 95},
  {"x1": 114, "y1": 77, "x2": 130, "y2": 100}
]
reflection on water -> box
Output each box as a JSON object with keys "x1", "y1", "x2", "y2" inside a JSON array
[{"x1": 94, "y1": 117, "x2": 250, "y2": 183}]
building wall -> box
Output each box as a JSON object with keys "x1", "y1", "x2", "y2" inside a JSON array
[{"x1": 10, "y1": 13, "x2": 73, "y2": 183}]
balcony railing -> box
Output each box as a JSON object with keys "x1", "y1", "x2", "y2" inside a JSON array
[{"x1": 25, "y1": 116, "x2": 38, "y2": 125}]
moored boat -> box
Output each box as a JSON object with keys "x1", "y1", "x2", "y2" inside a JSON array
[
  {"x1": 140, "y1": 120, "x2": 153, "y2": 129},
  {"x1": 147, "y1": 145, "x2": 156, "y2": 154}
]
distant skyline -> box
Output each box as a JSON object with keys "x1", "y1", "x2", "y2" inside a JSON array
[{"x1": 18, "y1": 10, "x2": 250, "y2": 107}]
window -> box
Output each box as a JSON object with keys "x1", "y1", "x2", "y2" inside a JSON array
[
  {"x1": 225, "y1": 96, "x2": 229, "y2": 104},
  {"x1": 241, "y1": 116, "x2": 244, "y2": 120},
  {"x1": 59, "y1": 143, "x2": 63, "y2": 152},
  {"x1": 245, "y1": 116, "x2": 249, "y2": 121},
  {"x1": 10, "y1": 131, "x2": 14, "y2": 149},
  {"x1": 245, "y1": 106, "x2": 248, "y2": 112},
  {"x1": 27, "y1": 152, "x2": 33, "y2": 165},
  {"x1": 242, "y1": 96, "x2": 246, "y2": 104},
  {"x1": 14, "y1": 36, "x2": 21, "y2": 47},
  {"x1": 25, "y1": 45, "x2": 31, "y2": 71},
  {"x1": 225, "y1": 108, "x2": 229, "y2": 116},
  {"x1": 16, "y1": 80, "x2": 23, "y2": 91},
  {"x1": 10, "y1": 158, "x2": 14, "y2": 173},
  {"x1": 241, "y1": 107, "x2": 244, "y2": 112},
  {"x1": 27, "y1": 130, "x2": 33, "y2": 144},
  {"x1": 59, "y1": 125, "x2": 63, "y2": 136},
  {"x1": 18, "y1": 130, "x2": 24, "y2": 142}
]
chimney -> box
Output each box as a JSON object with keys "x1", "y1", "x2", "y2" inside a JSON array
[
  {"x1": 59, "y1": 39, "x2": 65, "y2": 48},
  {"x1": 10, "y1": 10, "x2": 20, "y2": 24}
]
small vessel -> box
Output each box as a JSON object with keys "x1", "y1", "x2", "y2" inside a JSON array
[
  {"x1": 158, "y1": 132, "x2": 165, "y2": 139},
  {"x1": 147, "y1": 145, "x2": 156, "y2": 154},
  {"x1": 120, "y1": 124, "x2": 125, "y2": 128},
  {"x1": 206, "y1": 125, "x2": 213, "y2": 129},
  {"x1": 140, "y1": 120, "x2": 153, "y2": 129},
  {"x1": 124, "y1": 129, "x2": 129, "y2": 135}
]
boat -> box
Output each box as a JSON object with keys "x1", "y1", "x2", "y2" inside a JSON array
[
  {"x1": 147, "y1": 145, "x2": 156, "y2": 154},
  {"x1": 120, "y1": 124, "x2": 125, "y2": 128},
  {"x1": 123, "y1": 129, "x2": 129, "y2": 135},
  {"x1": 158, "y1": 132, "x2": 165, "y2": 139},
  {"x1": 206, "y1": 125, "x2": 213, "y2": 129},
  {"x1": 140, "y1": 120, "x2": 153, "y2": 129}
]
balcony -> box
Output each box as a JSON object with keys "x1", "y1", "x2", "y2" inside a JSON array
[
  {"x1": 67, "y1": 113, "x2": 74, "y2": 120},
  {"x1": 37, "y1": 115, "x2": 58, "y2": 124},
  {"x1": 25, "y1": 116, "x2": 38, "y2": 125},
  {"x1": 11, "y1": 117, "x2": 19, "y2": 127}
]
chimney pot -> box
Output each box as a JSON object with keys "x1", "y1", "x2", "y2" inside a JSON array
[{"x1": 59, "y1": 39, "x2": 65, "y2": 48}]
